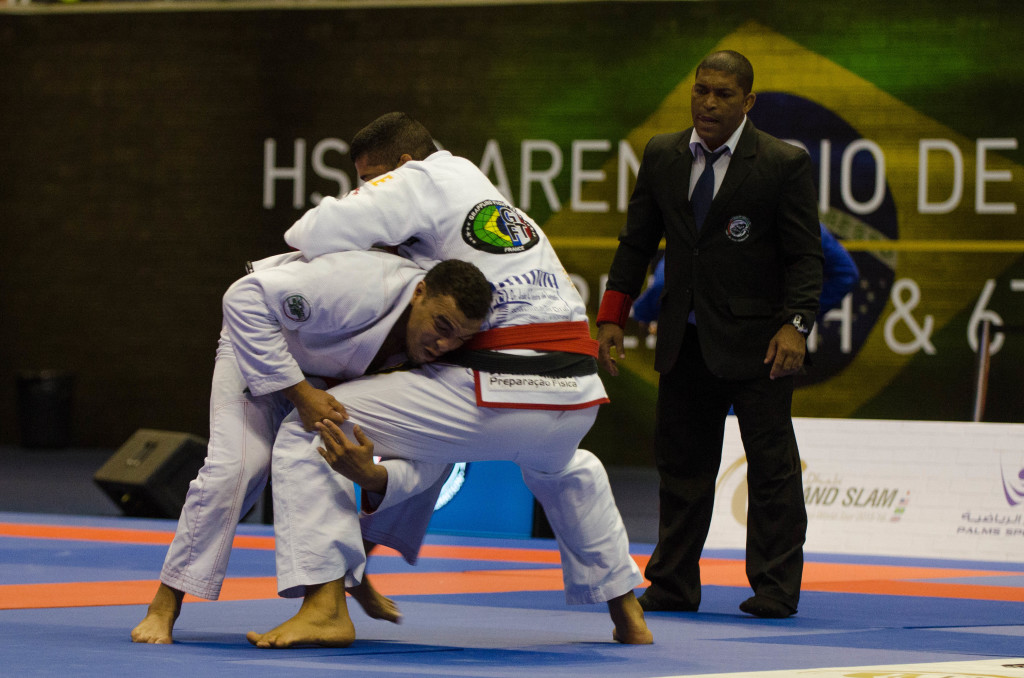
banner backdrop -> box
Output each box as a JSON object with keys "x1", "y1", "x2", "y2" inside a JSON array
[
  {"x1": 707, "y1": 418, "x2": 1024, "y2": 563},
  {"x1": 1, "y1": 1, "x2": 1021, "y2": 455}
]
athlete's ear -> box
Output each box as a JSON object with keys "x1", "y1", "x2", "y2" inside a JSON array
[
  {"x1": 411, "y1": 280, "x2": 427, "y2": 304},
  {"x1": 396, "y1": 153, "x2": 414, "y2": 168}
]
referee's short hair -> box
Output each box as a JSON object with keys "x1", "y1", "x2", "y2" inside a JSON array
[{"x1": 696, "y1": 50, "x2": 754, "y2": 94}]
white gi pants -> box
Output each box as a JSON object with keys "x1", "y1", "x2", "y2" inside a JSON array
[
  {"x1": 272, "y1": 362, "x2": 643, "y2": 605},
  {"x1": 160, "y1": 334, "x2": 448, "y2": 600},
  {"x1": 160, "y1": 338, "x2": 283, "y2": 599}
]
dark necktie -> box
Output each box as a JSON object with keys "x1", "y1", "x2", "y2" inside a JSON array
[{"x1": 691, "y1": 147, "x2": 726, "y2": 230}]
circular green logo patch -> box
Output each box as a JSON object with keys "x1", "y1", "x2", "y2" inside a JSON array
[{"x1": 462, "y1": 200, "x2": 540, "y2": 254}]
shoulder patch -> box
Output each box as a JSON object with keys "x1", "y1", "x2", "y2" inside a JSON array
[
  {"x1": 283, "y1": 294, "x2": 312, "y2": 322},
  {"x1": 462, "y1": 200, "x2": 540, "y2": 254}
]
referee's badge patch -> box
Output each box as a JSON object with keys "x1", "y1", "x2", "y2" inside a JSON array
[
  {"x1": 726, "y1": 215, "x2": 752, "y2": 242},
  {"x1": 283, "y1": 294, "x2": 311, "y2": 322},
  {"x1": 462, "y1": 200, "x2": 540, "y2": 254}
]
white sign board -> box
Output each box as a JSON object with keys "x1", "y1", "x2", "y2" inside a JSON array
[{"x1": 705, "y1": 417, "x2": 1024, "y2": 561}]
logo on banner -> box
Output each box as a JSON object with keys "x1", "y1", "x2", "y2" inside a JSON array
[
  {"x1": 999, "y1": 450, "x2": 1024, "y2": 506},
  {"x1": 462, "y1": 200, "x2": 540, "y2": 254},
  {"x1": 716, "y1": 453, "x2": 905, "y2": 529}
]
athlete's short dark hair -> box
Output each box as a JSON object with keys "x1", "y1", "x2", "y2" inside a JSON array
[
  {"x1": 696, "y1": 50, "x2": 754, "y2": 94},
  {"x1": 422, "y1": 259, "x2": 492, "y2": 321},
  {"x1": 350, "y1": 112, "x2": 438, "y2": 167}
]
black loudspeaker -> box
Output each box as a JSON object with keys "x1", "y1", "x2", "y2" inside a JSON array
[{"x1": 93, "y1": 428, "x2": 208, "y2": 518}]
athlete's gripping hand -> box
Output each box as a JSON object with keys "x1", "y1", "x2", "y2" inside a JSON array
[
  {"x1": 597, "y1": 323, "x2": 626, "y2": 377},
  {"x1": 316, "y1": 420, "x2": 387, "y2": 494},
  {"x1": 282, "y1": 380, "x2": 348, "y2": 431}
]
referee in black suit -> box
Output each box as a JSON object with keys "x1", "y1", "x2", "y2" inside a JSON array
[{"x1": 597, "y1": 50, "x2": 823, "y2": 618}]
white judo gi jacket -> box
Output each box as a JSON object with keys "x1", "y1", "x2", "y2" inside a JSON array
[
  {"x1": 160, "y1": 250, "x2": 447, "y2": 601},
  {"x1": 224, "y1": 250, "x2": 422, "y2": 395},
  {"x1": 285, "y1": 150, "x2": 607, "y2": 409}
]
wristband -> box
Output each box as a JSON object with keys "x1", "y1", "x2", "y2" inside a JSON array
[{"x1": 597, "y1": 289, "x2": 633, "y2": 327}]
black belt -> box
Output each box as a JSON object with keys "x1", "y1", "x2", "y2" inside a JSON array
[{"x1": 442, "y1": 350, "x2": 598, "y2": 378}]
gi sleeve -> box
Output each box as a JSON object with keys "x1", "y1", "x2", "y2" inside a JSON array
[
  {"x1": 221, "y1": 253, "x2": 395, "y2": 396},
  {"x1": 222, "y1": 275, "x2": 306, "y2": 397},
  {"x1": 284, "y1": 164, "x2": 442, "y2": 259}
]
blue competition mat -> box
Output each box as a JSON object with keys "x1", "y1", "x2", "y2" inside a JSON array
[{"x1": 2, "y1": 511, "x2": 1023, "y2": 678}]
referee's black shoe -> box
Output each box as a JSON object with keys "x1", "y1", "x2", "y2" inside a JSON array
[
  {"x1": 739, "y1": 595, "x2": 796, "y2": 618},
  {"x1": 637, "y1": 589, "x2": 699, "y2": 612}
]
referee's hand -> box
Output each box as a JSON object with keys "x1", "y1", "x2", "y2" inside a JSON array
[{"x1": 597, "y1": 324, "x2": 626, "y2": 377}]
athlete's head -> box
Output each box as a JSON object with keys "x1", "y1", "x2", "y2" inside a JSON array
[
  {"x1": 404, "y1": 259, "x2": 492, "y2": 364},
  {"x1": 350, "y1": 112, "x2": 437, "y2": 182}
]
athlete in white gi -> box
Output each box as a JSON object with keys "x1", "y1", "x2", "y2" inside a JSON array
[
  {"x1": 247, "y1": 113, "x2": 651, "y2": 647},
  {"x1": 131, "y1": 250, "x2": 490, "y2": 644}
]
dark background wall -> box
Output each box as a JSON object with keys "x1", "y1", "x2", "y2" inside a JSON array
[{"x1": 1, "y1": 6, "x2": 527, "y2": 448}]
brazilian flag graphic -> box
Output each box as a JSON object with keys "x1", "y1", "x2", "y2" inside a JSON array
[{"x1": 463, "y1": 200, "x2": 540, "y2": 254}]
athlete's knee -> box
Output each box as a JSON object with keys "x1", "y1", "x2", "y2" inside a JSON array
[
  {"x1": 521, "y1": 456, "x2": 571, "y2": 477},
  {"x1": 522, "y1": 448, "x2": 605, "y2": 488}
]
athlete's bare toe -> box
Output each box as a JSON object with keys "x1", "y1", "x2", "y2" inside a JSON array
[
  {"x1": 131, "y1": 612, "x2": 175, "y2": 644},
  {"x1": 347, "y1": 577, "x2": 402, "y2": 624},
  {"x1": 246, "y1": 618, "x2": 355, "y2": 649},
  {"x1": 247, "y1": 582, "x2": 356, "y2": 649},
  {"x1": 131, "y1": 584, "x2": 184, "y2": 644}
]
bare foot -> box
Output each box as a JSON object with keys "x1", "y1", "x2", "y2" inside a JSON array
[
  {"x1": 131, "y1": 583, "x2": 185, "y2": 644},
  {"x1": 608, "y1": 591, "x2": 654, "y2": 644},
  {"x1": 346, "y1": 576, "x2": 402, "y2": 624},
  {"x1": 247, "y1": 580, "x2": 355, "y2": 649}
]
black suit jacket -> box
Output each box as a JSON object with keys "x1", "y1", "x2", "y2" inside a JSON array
[{"x1": 606, "y1": 120, "x2": 823, "y2": 380}]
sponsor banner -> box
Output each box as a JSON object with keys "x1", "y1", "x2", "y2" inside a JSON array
[{"x1": 706, "y1": 418, "x2": 1024, "y2": 562}]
